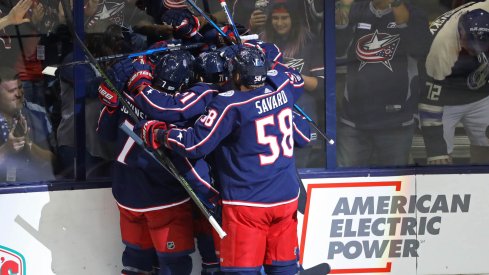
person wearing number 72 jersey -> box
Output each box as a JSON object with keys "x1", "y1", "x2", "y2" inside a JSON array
[{"x1": 139, "y1": 46, "x2": 309, "y2": 274}]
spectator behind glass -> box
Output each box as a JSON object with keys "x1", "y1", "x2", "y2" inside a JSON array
[
  {"x1": 420, "y1": 3, "x2": 489, "y2": 165},
  {"x1": 0, "y1": 66, "x2": 56, "y2": 182},
  {"x1": 335, "y1": 0, "x2": 431, "y2": 168},
  {"x1": 0, "y1": 0, "x2": 49, "y2": 112},
  {"x1": 55, "y1": 27, "x2": 125, "y2": 179},
  {"x1": 0, "y1": 0, "x2": 32, "y2": 29},
  {"x1": 83, "y1": 0, "x2": 172, "y2": 48},
  {"x1": 261, "y1": 0, "x2": 325, "y2": 167}
]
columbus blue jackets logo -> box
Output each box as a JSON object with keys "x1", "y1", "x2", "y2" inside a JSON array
[
  {"x1": 356, "y1": 30, "x2": 400, "y2": 72},
  {"x1": 86, "y1": 0, "x2": 125, "y2": 29},
  {"x1": 284, "y1": 58, "x2": 305, "y2": 73}
]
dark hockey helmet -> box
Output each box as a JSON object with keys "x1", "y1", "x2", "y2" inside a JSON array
[
  {"x1": 153, "y1": 50, "x2": 195, "y2": 92},
  {"x1": 458, "y1": 9, "x2": 489, "y2": 54},
  {"x1": 195, "y1": 51, "x2": 230, "y2": 83},
  {"x1": 232, "y1": 46, "x2": 268, "y2": 86}
]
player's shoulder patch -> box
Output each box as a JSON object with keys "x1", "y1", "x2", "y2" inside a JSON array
[
  {"x1": 267, "y1": 69, "x2": 278, "y2": 76},
  {"x1": 219, "y1": 90, "x2": 235, "y2": 97}
]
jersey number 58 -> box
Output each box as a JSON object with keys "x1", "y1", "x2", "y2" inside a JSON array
[{"x1": 255, "y1": 108, "x2": 294, "y2": 165}]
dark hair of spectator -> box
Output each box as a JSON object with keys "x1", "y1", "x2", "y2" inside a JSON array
[
  {"x1": 0, "y1": 67, "x2": 19, "y2": 85},
  {"x1": 263, "y1": 1, "x2": 313, "y2": 58}
]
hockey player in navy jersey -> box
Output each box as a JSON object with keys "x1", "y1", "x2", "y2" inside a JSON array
[
  {"x1": 99, "y1": 49, "x2": 230, "y2": 275},
  {"x1": 97, "y1": 103, "x2": 196, "y2": 275},
  {"x1": 96, "y1": 54, "x2": 204, "y2": 274},
  {"x1": 138, "y1": 45, "x2": 310, "y2": 274},
  {"x1": 420, "y1": 2, "x2": 489, "y2": 165},
  {"x1": 130, "y1": 50, "x2": 230, "y2": 275}
]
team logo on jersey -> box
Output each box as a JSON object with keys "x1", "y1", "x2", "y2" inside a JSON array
[
  {"x1": 219, "y1": 91, "x2": 234, "y2": 97},
  {"x1": 0, "y1": 245, "x2": 26, "y2": 275},
  {"x1": 284, "y1": 58, "x2": 305, "y2": 73},
  {"x1": 356, "y1": 30, "x2": 400, "y2": 72},
  {"x1": 267, "y1": 70, "x2": 278, "y2": 76},
  {"x1": 86, "y1": 0, "x2": 125, "y2": 29},
  {"x1": 387, "y1": 22, "x2": 398, "y2": 29},
  {"x1": 167, "y1": 241, "x2": 175, "y2": 250}
]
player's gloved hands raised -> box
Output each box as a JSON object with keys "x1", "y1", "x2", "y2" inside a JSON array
[
  {"x1": 246, "y1": 39, "x2": 283, "y2": 65},
  {"x1": 218, "y1": 44, "x2": 240, "y2": 59},
  {"x1": 161, "y1": 8, "x2": 200, "y2": 38},
  {"x1": 109, "y1": 57, "x2": 153, "y2": 94},
  {"x1": 147, "y1": 40, "x2": 170, "y2": 65},
  {"x1": 97, "y1": 81, "x2": 119, "y2": 112},
  {"x1": 135, "y1": 120, "x2": 168, "y2": 150},
  {"x1": 126, "y1": 58, "x2": 153, "y2": 94}
]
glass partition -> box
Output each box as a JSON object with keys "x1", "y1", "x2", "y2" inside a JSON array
[
  {"x1": 0, "y1": 0, "x2": 65, "y2": 183},
  {"x1": 3, "y1": 0, "x2": 486, "y2": 185},
  {"x1": 335, "y1": 0, "x2": 489, "y2": 168}
]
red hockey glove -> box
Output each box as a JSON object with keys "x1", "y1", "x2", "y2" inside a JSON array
[
  {"x1": 127, "y1": 57, "x2": 154, "y2": 94},
  {"x1": 138, "y1": 120, "x2": 168, "y2": 150},
  {"x1": 98, "y1": 82, "x2": 119, "y2": 111},
  {"x1": 161, "y1": 9, "x2": 200, "y2": 38}
]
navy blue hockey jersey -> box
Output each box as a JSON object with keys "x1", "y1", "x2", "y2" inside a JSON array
[
  {"x1": 165, "y1": 66, "x2": 308, "y2": 206},
  {"x1": 97, "y1": 96, "x2": 199, "y2": 210},
  {"x1": 134, "y1": 82, "x2": 221, "y2": 126},
  {"x1": 337, "y1": 1, "x2": 431, "y2": 129}
]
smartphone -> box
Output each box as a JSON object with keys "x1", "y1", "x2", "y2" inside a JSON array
[{"x1": 255, "y1": 0, "x2": 269, "y2": 12}]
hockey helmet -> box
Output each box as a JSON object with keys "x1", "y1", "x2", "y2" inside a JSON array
[
  {"x1": 459, "y1": 8, "x2": 489, "y2": 54},
  {"x1": 232, "y1": 46, "x2": 268, "y2": 86},
  {"x1": 195, "y1": 50, "x2": 230, "y2": 83},
  {"x1": 153, "y1": 50, "x2": 195, "y2": 92}
]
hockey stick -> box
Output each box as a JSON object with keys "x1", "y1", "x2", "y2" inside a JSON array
[
  {"x1": 293, "y1": 105, "x2": 334, "y2": 145},
  {"x1": 60, "y1": 0, "x2": 226, "y2": 239},
  {"x1": 42, "y1": 43, "x2": 205, "y2": 76},
  {"x1": 196, "y1": 2, "x2": 334, "y2": 144},
  {"x1": 217, "y1": 0, "x2": 241, "y2": 44},
  {"x1": 185, "y1": 0, "x2": 236, "y2": 45}
]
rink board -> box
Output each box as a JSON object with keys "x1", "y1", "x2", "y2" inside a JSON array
[{"x1": 0, "y1": 173, "x2": 489, "y2": 275}]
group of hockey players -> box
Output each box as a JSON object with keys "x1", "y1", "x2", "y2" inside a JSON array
[{"x1": 95, "y1": 2, "x2": 313, "y2": 274}]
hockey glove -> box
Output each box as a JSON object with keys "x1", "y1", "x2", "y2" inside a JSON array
[
  {"x1": 246, "y1": 39, "x2": 283, "y2": 66},
  {"x1": 147, "y1": 40, "x2": 170, "y2": 65},
  {"x1": 161, "y1": 8, "x2": 200, "y2": 38},
  {"x1": 109, "y1": 58, "x2": 139, "y2": 93},
  {"x1": 97, "y1": 82, "x2": 119, "y2": 111},
  {"x1": 136, "y1": 120, "x2": 168, "y2": 150},
  {"x1": 218, "y1": 44, "x2": 240, "y2": 59},
  {"x1": 127, "y1": 58, "x2": 154, "y2": 94}
]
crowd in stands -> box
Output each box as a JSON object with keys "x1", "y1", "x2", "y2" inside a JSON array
[{"x1": 1, "y1": 0, "x2": 488, "y2": 184}]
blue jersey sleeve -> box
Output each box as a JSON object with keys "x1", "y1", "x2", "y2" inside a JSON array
[
  {"x1": 244, "y1": 39, "x2": 283, "y2": 65},
  {"x1": 96, "y1": 107, "x2": 120, "y2": 141},
  {"x1": 292, "y1": 111, "x2": 311, "y2": 148},
  {"x1": 166, "y1": 95, "x2": 236, "y2": 159},
  {"x1": 134, "y1": 83, "x2": 219, "y2": 122},
  {"x1": 267, "y1": 64, "x2": 305, "y2": 102},
  {"x1": 172, "y1": 154, "x2": 220, "y2": 209}
]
